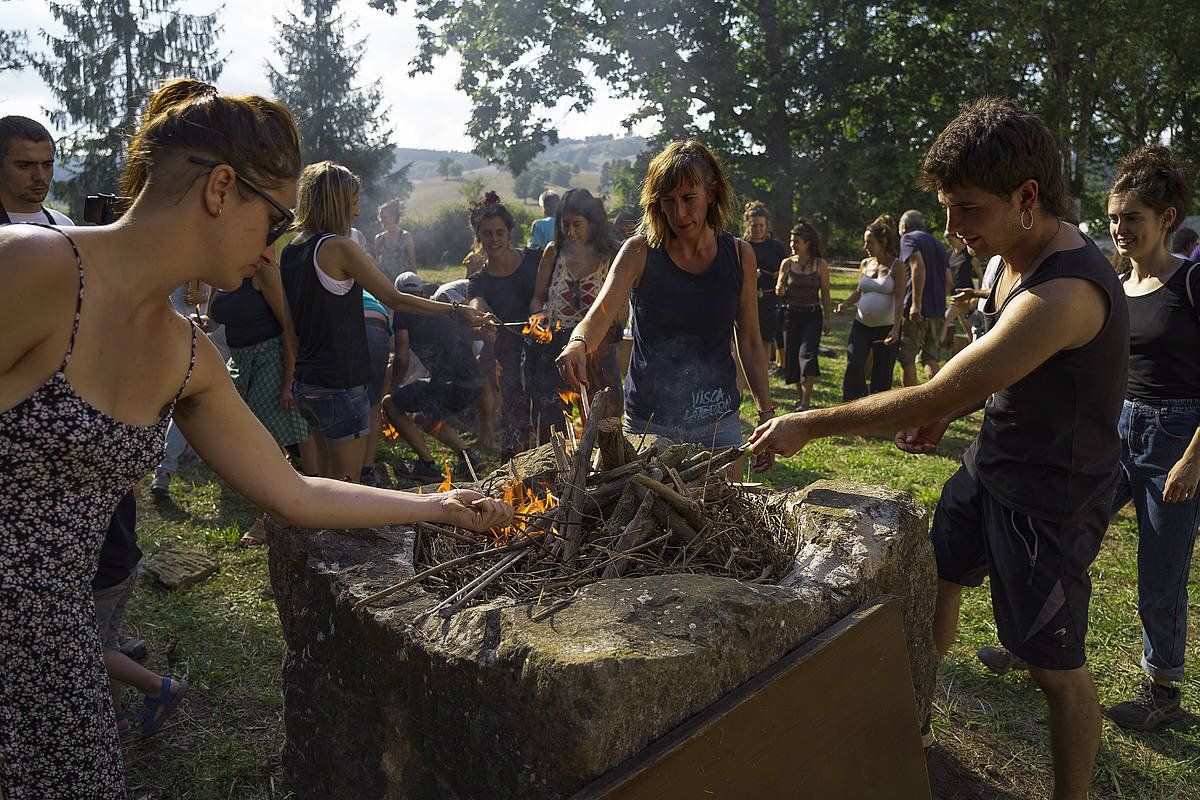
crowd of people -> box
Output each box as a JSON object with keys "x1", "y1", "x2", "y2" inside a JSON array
[{"x1": 0, "y1": 81, "x2": 1198, "y2": 800}]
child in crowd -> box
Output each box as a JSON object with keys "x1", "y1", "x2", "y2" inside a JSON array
[{"x1": 93, "y1": 493, "x2": 187, "y2": 737}]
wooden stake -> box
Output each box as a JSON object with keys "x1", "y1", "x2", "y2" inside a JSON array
[
  {"x1": 631, "y1": 473, "x2": 704, "y2": 529},
  {"x1": 352, "y1": 538, "x2": 530, "y2": 611}
]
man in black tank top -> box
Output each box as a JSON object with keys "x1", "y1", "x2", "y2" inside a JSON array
[{"x1": 748, "y1": 100, "x2": 1125, "y2": 800}]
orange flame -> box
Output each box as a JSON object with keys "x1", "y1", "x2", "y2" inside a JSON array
[
  {"x1": 558, "y1": 390, "x2": 586, "y2": 438},
  {"x1": 430, "y1": 421, "x2": 445, "y2": 438},
  {"x1": 522, "y1": 316, "x2": 563, "y2": 345},
  {"x1": 381, "y1": 422, "x2": 400, "y2": 441},
  {"x1": 492, "y1": 480, "x2": 557, "y2": 544},
  {"x1": 437, "y1": 461, "x2": 453, "y2": 491}
]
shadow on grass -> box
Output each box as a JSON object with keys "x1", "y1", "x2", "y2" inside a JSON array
[
  {"x1": 926, "y1": 746, "x2": 1030, "y2": 800},
  {"x1": 1108, "y1": 708, "x2": 1200, "y2": 759}
]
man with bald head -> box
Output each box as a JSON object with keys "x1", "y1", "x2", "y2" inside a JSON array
[
  {"x1": 897, "y1": 209, "x2": 950, "y2": 384},
  {"x1": 0, "y1": 116, "x2": 72, "y2": 225}
]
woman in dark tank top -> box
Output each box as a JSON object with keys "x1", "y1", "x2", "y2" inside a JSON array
[{"x1": 553, "y1": 140, "x2": 775, "y2": 469}]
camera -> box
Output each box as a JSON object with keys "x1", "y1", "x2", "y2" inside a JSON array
[{"x1": 83, "y1": 193, "x2": 131, "y2": 225}]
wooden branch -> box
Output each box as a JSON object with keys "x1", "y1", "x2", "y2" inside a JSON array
[
  {"x1": 559, "y1": 388, "x2": 612, "y2": 564},
  {"x1": 438, "y1": 549, "x2": 529, "y2": 617},
  {"x1": 631, "y1": 472, "x2": 704, "y2": 529},
  {"x1": 549, "y1": 430, "x2": 570, "y2": 474},
  {"x1": 596, "y1": 417, "x2": 638, "y2": 470},
  {"x1": 353, "y1": 539, "x2": 530, "y2": 611},
  {"x1": 414, "y1": 521, "x2": 486, "y2": 548},
  {"x1": 583, "y1": 474, "x2": 636, "y2": 510},
  {"x1": 601, "y1": 485, "x2": 659, "y2": 578},
  {"x1": 649, "y1": 497, "x2": 701, "y2": 545},
  {"x1": 586, "y1": 460, "x2": 644, "y2": 486},
  {"x1": 679, "y1": 446, "x2": 745, "y2": 483}
]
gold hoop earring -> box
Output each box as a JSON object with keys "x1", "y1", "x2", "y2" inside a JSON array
[{"x1": 1020, "y1": 209, "x2": 1033, "y2": 231}]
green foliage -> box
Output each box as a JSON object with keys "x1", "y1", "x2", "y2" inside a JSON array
[
  {"x1": 599, "y1": 155, "x2": 649, "y2": 214},
  {"x1": 34, "y1": 0, "x2": 224, "y2": 217},
  {"x1": 267, "y1": 0, "x2": 393, "y2": 195},
  {"x1": 0, "y1": 27, "x2": 24, "y2": 71},
  {"x1": 368, "y1": 0, "x2": 1199, "y2": 253},
  {"x1": 512, "y1": 161, "x2": 573, "y2": 202}
]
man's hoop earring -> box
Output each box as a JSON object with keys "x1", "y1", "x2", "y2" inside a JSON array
[
  {"x1": 216, "y1": 207, "x2": 223, "y2": 218},
  {"x1": 1020, "y1": 209, "x2": 1033, "y2": 231}
]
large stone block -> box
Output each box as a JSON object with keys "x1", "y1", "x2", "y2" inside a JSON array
[{"x1": 267, "y1": 478, "x2": 935, "y2": 799}]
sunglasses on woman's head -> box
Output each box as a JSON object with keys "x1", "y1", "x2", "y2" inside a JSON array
[{"x1": 188, "y1": 156, "x2": 294, "y2": 245}]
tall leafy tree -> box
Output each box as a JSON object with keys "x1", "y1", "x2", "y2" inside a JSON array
[
  {"x1": 267, "y1": 0, "x2": 393, "y2": 197},
  {"x1": 35, "y1": 0, "x2": 224, "y2": 216},
  {"x1": 370, "y1": 0, "x2": 1195, "y2": 240}
]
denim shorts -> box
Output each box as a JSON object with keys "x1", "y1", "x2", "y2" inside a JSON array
[
  {"x1": 623, "y1": 410, "x2": 743, "y2": 449},
  {"x1": 363, "y1": 317, "x2": 392, "y2": 406},
  {"x1": 293, "y1": 380, "x2": 371, "y2": 445}
]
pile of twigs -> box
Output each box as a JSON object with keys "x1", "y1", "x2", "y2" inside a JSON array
[{"x1": 354, "y1": 388, "x2": 798, "y2": 618}]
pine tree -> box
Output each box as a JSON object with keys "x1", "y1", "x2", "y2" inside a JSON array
[
  {"x1": 267, "y1": 0, "x2": 393, "y2": 197},
  {"x1": 35, "y1": 0, "x2": 224, "y2": 217}
]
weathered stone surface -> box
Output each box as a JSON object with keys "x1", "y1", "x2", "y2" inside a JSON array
[
  {"x1": 267, "y1": 478, "x2": 934, "y2": 800},
  {"x1": 144, "y1": 548, "x2": 218, "y2": 589}
]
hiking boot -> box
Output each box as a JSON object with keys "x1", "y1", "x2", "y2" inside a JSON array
[
  {"x1": 1104, "y1": 680, "x2": 1183, "y2": 731},
  {"x1": 150, "y1": 469, "x2": 172, "y2": 496},
  {"x1": 976, "y1": 645, "x2": 1028, "y2": 675},
  {"x1": 920, "y1": 712, "x2": 934, "y2": 749}
]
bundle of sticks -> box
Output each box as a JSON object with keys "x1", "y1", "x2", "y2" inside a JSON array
[{"x1": 354, "y1": 388, "x2": 796, "y2": 618}]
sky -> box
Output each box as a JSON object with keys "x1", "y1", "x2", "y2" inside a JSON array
[{"x1": 0, "y1": 0, "x2": 647, "y2": 152}]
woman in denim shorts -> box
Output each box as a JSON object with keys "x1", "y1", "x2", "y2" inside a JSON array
[{"x1": 281, "y1": 161, "x2": 490, "y2": 481}]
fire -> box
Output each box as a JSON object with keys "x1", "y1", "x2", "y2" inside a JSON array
[
  {"x1": 558, "y1": 390, "x2": 586, "y2": 438},
  {"x1": 381, "y1": 422, "x2": 400, "y2": 441},
  {"x1": 493, "y1": 480, "x2": 557, "y2": 544},
  {"x1": 437, "y1": 461, "x2": 453, "y2": 491},
  {"x1": 522, "y1": 316, "x2": 562, "y2": 345}
]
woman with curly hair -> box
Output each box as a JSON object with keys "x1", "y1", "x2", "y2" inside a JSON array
[
  {"x1": 775, "y1": 217, "x2": 831, "y2": 410},
  {"x1": 555, "y1": 140, "x2": 774, "y2": 467}
]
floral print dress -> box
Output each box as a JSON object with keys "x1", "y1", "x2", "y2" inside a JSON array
[{"x1": 0, "y1": 228, "x2": 195, "y2": 799}]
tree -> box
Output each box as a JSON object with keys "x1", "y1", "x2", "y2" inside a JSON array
[
  {"x1": 447, "y1": 161, "x2": 464, "y2": 179},
  {"x1": 34, "y1": 0, "x2": 223, "y2": 216},
  {"x1": 512, "y1": 164, "x2": 547, "y2": 203},
  {"x1": 0, "y1": 27, "x2": 24, "y2": 72},
  {"x1": 268, "y1": 0, "x2": 393, "y2": 195},
  {"x1": 369, "y1": 0, "x2": 1195, "y2": 246},
  {"x1": 437, "y1": 155, "x2": 454, "y2": 178}
]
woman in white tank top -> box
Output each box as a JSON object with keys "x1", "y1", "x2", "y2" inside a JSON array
[{"x1": 834, "y1": 215, "x2": 902, "y2": 400}]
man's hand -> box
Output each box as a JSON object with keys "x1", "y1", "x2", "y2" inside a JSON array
[
  {"x1": 908, "y1": 305, "x2": 923, "y2": 323},
  {"x1": 894, "y1": 417, "x2": 951, "y2": 455},
  {"x1": 746, "y1": 412, "x2": 812, "y2": 458},
  {"x1": 437, "y1": 489, "x2": 514, "y2": 531}
]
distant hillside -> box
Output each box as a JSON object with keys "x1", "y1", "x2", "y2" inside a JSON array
[{"x1": 392, "y1": 134, "x2": 646, "y2": 181}]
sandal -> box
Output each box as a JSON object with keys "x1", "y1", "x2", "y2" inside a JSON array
[
  {"x1": 114, "y1": 709, "x2": 139, "y2": 736},
  {"x1": 141, "y1": 676, "x2": 188, "y2": 738}
]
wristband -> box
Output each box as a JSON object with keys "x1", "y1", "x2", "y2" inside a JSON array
[{"x1": 568, "y1": 334, "x2": 588, "y2": 346}]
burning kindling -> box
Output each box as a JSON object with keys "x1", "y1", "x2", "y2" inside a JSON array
[{"x1": 356, "y1": 388, "x2": 796, "y2": 616}]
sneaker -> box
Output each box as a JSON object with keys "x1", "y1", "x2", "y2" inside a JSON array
[
  {"x1": 976, "y1": 645, "x2": 1029, "y2": 675},
  {"x1": 920, "y1": 712, "x2": 934, "y2": 749},
  {"x1": 150, "y1": 469, "x2": 172, "y2": 496},
  {"x1": 238, "y1": 516, "x2": 268, "y2": 547},
  {"x1": 401, "y1": 458, "x2": 443, "y2": 482},
  {"x1": 1104, "y1": 680, "x2": 1183, "y2": 731}
]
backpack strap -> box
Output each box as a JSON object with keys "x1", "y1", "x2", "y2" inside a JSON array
[{"x1": 1186, "y1": 261, "x2": 1199, "y2": 314}]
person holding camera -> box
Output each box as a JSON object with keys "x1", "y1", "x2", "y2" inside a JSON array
[{"x1": 0, "y1": 79, "x2": 513, "y2": 799}]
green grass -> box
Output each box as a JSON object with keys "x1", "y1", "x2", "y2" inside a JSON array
[{"x1": 119, "y1": 268, "x2": 1199, "y2": 798}]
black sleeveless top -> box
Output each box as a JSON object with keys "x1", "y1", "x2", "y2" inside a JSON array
[
  {"x1": 281, "y1": 234, "x2": 371, "y2": 389},
  {"x1": 1123, "y1": 261, "x2": 1200, "y2": 401},
  {"x1": 626, "y1": 231, "x2": 742, "y2": 426},
  {"x1": 209, "y1": 276, "x2": 283, "y2": 348},
  {"x1": 964, "y1": 237, "x2": 1129, "y2": 521}
]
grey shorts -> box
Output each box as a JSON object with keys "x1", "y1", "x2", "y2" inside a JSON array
[{"x1": 93, "y1": 569, "x2": 138, "y2": 652}]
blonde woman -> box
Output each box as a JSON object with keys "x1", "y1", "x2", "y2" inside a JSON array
[
  {"x1": 280, "y1": 161, "x2": 489, "y2": 481},
  {"x1": 555, "y1": 139, "x2": 774, "y2": 465}
]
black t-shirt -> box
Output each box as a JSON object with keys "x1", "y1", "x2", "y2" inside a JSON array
[
  {"x1": 1125, "y1": 261, "x2": 1200, "y2": 401},
  {"x1": 467, "y1": 248, "x2": 539, "y2": 323},
  {"x1": 750, "y1": 238, "x2": 789, "y2": 293},
  {"x1": 394, "y1": 311, "x2": 481, "y2": 387},
  {"x1": 949, "y1": 248, "x2": 975, "y2": 290}
]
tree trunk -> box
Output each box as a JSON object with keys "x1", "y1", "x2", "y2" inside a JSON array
[{"x1": 758, "y1": 0, "x2": 793, "y2": 237}]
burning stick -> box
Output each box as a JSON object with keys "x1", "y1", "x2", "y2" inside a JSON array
[
  {"x1": 579, "y1": 388, "x2": 591, "y2": 422},
  {"x1": 557, "y1": 387, "x2": 612, "y2": 564}
]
